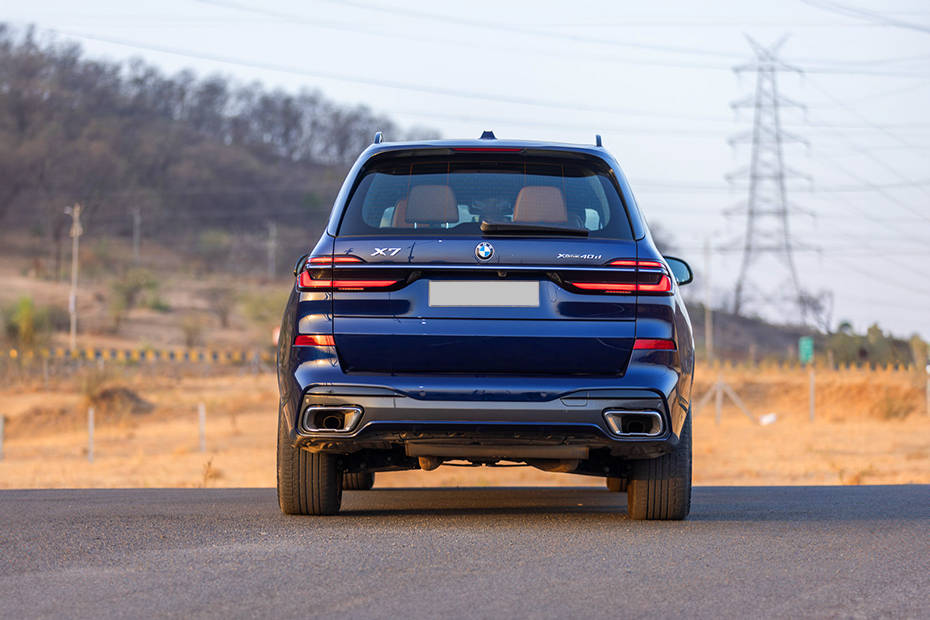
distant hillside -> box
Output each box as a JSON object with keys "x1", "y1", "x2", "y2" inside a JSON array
[
  {"x1": 0, "y1": 24, "x2": 438, "y2": 276},
  {"x1": 688, "y1": 304, "x2": 816, "y2": 361},
  {"x1": 688, "y1": 304, "x2": 923, "y2": 366}
]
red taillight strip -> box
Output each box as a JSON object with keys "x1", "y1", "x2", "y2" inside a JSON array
[
  {"x1": 633, "y1": 338, "x2": 676, "y2": 350},
  {"x1": 568, "y1": 275, "x2": 670, "y2": 294},
  {"x1": 294, "y1": 334, "x2": 335, "y2": 346},
  {"x1": 308, "y1": 255, "x2": 363, "y2": 265},
  {"x1": 607, "y1": 258, "x2": 664, "y2": 269},
  {"x1": 571, "y1": 282, "x2": 637, "y2": 292},
  {"x1": 298, "y1": 271, "x2": 398, "y2": 289},
  {"x1": 330, "y1": 280, "x2": 398, "y2": 288},
  {"x1": 635, "y1": 275, "x2": 672, "y2": 292}
]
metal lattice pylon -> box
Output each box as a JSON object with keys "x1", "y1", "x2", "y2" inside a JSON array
[{"x1": 727, "y1": 36, "x2": 810, "y2": 321}]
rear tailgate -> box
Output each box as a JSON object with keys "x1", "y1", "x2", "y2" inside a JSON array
[{"x1": 327, "y1": 237, "x2": 639, "y2": 375}]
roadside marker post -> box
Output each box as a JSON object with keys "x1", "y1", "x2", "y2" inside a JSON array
[
  {"x1": 809, "y1": 366, "x2": 816, "y2": 422},
  {"x1": 198, "y1": 403, "x2": 206, "y2": 453},
  {"x1": 925, "y1": 364, "x2": 929, "y2": 417},
  {"x1": 87, "y1": 407, "x2": 95, "y2": 463},
  {"x1": 0, "y1": 414, "x2": 5, "y2": 461},
  {"x1": 799, "y1": 337, "x2": 815, "y2": 422}
]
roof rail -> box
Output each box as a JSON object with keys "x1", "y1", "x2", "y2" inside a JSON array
[
  {"x1": 479, "y1": 130, "x2": 496, "y2": 140},
  {"x1": 595, "y1": 134, "x2": 603, "y2": 147},
  {"x1": 373, "y1": 131, "x2": 383, "y2": 144}
]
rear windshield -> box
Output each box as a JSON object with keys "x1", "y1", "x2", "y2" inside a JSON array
[{"x1": 336, "y1": 153, "x2": 633, "y2": 239}]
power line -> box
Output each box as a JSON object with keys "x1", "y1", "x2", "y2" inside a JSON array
[
  {"x1": 634, "y1": 178, "x2": 930, "y2": 193},
  {"x1": 802, "y1": 0, "x2": 930, "y2": 34},
  {"x1": 61, "y1": 3, "x2": 915, "y2": 78},
  {"x1": 813, "y1": 145, "x2": 930, "y2": 223},
  {"x1": 29, "y1": 24, "x2": 930, "y2": 134},
  {"x1": 314, "y1": 0, "x2": 930, "y2": 73},
  {"x1": 306, "y1": 0, "x2": 746, "y2": 60},
  {"x1": 39, "y1": 27, "x2": 743, "y2": 123},
  {"x1": 807, "y1": 77, "x2": 930, "y2": 156},
  {"x1": 297, "y1": 0, "x2": 930, "y2": 76},
  {"x1": 194, "y1": 0, "x2": 740, "y2": 64}
]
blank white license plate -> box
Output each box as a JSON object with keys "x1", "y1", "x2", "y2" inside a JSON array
[{"x1": 428, "y1": 281, "x2": 540, "y2": 307}]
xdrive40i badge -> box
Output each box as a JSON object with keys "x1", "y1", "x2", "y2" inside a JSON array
[{"x1": 557, "y1": 253, "x2": 602, "y2": 260}]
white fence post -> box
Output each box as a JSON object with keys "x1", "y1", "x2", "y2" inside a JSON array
[
  {"x1": 198, "y1": 403, "x2": 206, "y2": 453},
  {"x1": 87, "y1": 406, "x2": 95, "y2": 463}
]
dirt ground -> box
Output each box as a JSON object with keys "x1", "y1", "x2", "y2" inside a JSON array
[{"x1": 0, "y1": 365, "x2": 928, "y2": 489}]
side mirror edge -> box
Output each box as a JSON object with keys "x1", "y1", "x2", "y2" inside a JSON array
[{"x1": 663, "y1": 256, "x2": 694, "y2": 286}]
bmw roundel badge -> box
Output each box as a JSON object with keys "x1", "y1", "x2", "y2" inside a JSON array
[{"x1": 475, "y1": 242, "x2": 494, "y2": 261}]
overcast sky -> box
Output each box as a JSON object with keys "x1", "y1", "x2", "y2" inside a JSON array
[{"x1": 7, "y1": 0, "x2": 930, "y2": 339}]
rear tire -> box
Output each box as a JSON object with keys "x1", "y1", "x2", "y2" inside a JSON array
[
  {"x1": 626, "y1": 411, "x2": 692, "y2": 520},
  {"x1": 343, "y1": 471, "x2": 375, "y2": 490},
  {"x1": 276, "y1": 412, "x2": 342, "y2": 515},
  {"x1": 606, "y1": 477, "x2": 628, "y2": 493}
]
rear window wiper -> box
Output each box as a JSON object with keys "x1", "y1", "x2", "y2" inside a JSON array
[{"x1": 480, "y1": 221, "x2": 589, "y2": 237}]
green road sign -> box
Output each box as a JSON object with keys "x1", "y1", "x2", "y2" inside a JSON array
[{"x1": 799, "y1": 336, "x2": 814, "y2": 365}]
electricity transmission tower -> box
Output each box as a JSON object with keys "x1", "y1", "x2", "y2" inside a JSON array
[{"x1": 728, "y1": 36, "x2": 810, "y2": 321}]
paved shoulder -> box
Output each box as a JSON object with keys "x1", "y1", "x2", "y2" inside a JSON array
[{"x1": 1, "y1": 486, "x2": 928, "y2": 618}]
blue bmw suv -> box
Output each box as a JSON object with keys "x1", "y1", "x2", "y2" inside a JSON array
[{"x1": 276, "y1": 133, "x2": 695, "y2": 519}]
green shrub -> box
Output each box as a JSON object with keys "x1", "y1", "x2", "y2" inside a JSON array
[
  {"x1": 2, "y1": 296, "x2": 55, "y2": 350},
  {"x1": 240, "y1": 290, "x2": 289, "y2": 326},
  {"x1": 110, "y1": 268, "x2": 160, "y2": 329},
  {"x1": 180, "y1": 314, "x2": 206, "y2": 347},
  {"x1": 196, "y1": 230, "x2": 233, "y2": 272}
]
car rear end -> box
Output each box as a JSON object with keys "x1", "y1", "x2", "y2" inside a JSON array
[{"x1": 276, "y1": 139, "x2": 694, "y2": 518}]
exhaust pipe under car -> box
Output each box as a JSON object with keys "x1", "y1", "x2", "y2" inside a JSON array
[
  {"x1": 603, "y1": 410, "x2": 664, "y2": 437},
  {"x1": 301, "y1": 405, "x2": 362, "y2": 433}
]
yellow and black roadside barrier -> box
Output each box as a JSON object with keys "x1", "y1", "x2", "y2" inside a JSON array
[{"x1": 3, "y1": 347, "x2": 275, "y2": 364}]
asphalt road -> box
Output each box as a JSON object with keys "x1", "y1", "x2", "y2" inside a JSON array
[{"x1": 1, "y1": 485, "x2": 928, "y2": 619}]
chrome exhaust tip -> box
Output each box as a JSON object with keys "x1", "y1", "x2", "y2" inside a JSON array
[
  {"x1": 301, "y1": 405, "x2": 362, "y2": 433},
  {"x1": 603, "y1": 410, "x2": 664, "y2": 437}
]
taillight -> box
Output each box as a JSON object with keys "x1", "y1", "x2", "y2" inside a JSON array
[
  {"x1": 633, "y1": 338, "x2": 676, "y2": 350},
  {"x1": 608, "y1": 259, "x2": 663, "y2": 269},
  {"x1": 297, "y1": 255, "x2": 401, "y2": 292},
  {"x1": 294, "y1": 334, "x2": 335, "y2": 346},
  {"x1": 634, "y1": 275, "x2": 672, "y2": 292},
  {"x1": 308, "y1": 256, "x2": 364, "y2": 265},
  {"x1": 564, "y1": 258, "x2": 672, "y2": 295}
]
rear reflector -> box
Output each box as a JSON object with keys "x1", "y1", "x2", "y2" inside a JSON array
[
  {"x1": 633, "y1": 338, "x2": 676, "y2": 350},
  {"x1": 294, "y1": 334, "x2": 335, "y2": 346}
]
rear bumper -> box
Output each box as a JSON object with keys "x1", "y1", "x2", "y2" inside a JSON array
[{"x1": 292, "y1": 383, "x2": 680, "y2": 459}]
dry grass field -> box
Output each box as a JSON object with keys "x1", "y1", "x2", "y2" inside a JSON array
[{"x1": 1, "y1": 363, "x2": 927, "y2": 489}]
